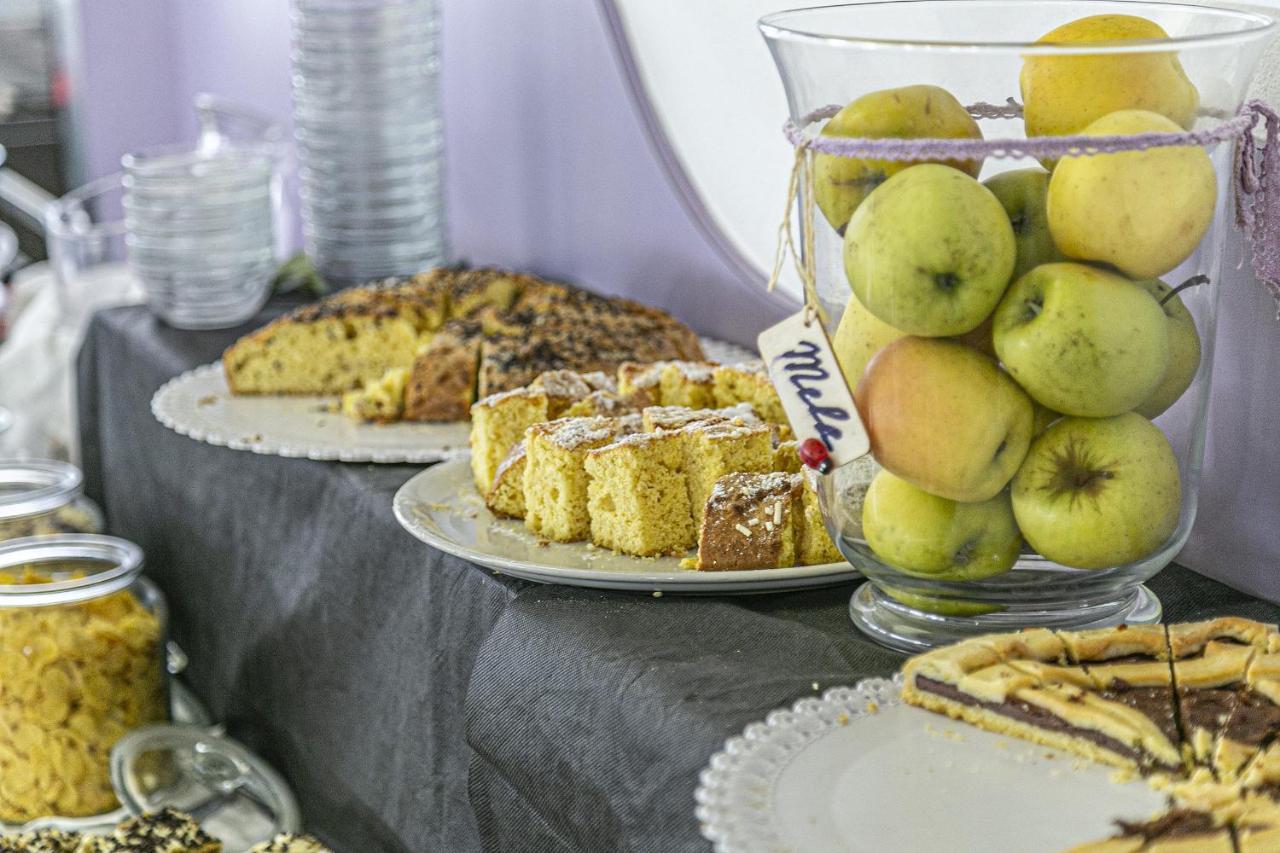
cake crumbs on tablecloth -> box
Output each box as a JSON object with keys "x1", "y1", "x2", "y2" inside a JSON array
[{"x1": 197, "y1": 394, "x2": 218, "y2": 406}]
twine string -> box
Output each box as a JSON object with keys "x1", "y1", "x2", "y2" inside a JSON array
[{"x1": 777, "y1": 99, "x2": 1280, "y2": 316}]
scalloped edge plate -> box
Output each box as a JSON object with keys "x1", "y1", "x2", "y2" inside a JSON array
[
  {"x1": 695, "y1": 676, "x2": 1169, "y2": 853},
  {"x1": 392, "y1": 456, "x2": 860, "y2": 593},
  {"x1": 150, "y1": 337, "x2": 755, "y2": 464}
]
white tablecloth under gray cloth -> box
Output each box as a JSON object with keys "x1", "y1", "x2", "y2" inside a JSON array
[{"x1": 77, "y1": 303, "x2": 1280, "y2": 852}]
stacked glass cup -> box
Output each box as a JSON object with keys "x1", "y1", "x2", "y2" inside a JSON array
[
  {"x1": 290, "y1": 0, "x2": 447, "y2": 286},
  {"x1": 122, "y1": 146, "x2": 276, "y2": 330}
]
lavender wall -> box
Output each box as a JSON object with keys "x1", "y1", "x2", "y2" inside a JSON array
[{"x1": 72, "y1": 0, "x2": 790, "y2": 345}]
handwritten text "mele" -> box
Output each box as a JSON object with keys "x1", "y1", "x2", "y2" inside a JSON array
[{"x1": 772, "y1": 340, "x2": 851, "y2": 451}]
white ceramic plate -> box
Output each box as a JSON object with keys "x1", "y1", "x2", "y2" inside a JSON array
[
  {"x1": 392, "y1": 456, "x2": 860, "y2": 593},
  {"x1": 695, "y1": 676, "x2": 1169, "y2": 853},
  {"x1": 151, "y1": 338, "x2": 755, "y2": 464}
]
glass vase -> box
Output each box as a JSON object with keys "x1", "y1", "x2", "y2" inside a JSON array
[{"x1": 761, "y1": 1, "x2": 1275, "y2": 651}]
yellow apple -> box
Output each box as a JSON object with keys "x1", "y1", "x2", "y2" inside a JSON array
[
  {"x1": 1021, "y1": 14, "x2": 1198, "y2": 140},
  {"x1": 832, "y1": 291, "x2": 906, "y2": 390},
  {"x1": 814, "y1": 84, "x2": 983, "y2": 235},
  {"x1": 992, "y1": 262, "x2": 1169, "y2": 417},
  {"x1": 845, "y1": 164, "x2": 1016, "y2": 337},
  {"x1": 1047, "y1": 110, "x2": 1217, "y2": 279},
  {"x1": 1133, "y1": 278, "x2": 1202, "y2": 419},
  {"x1": 863, "y1": 470, "x2": 1022, "y2": 581},
  {"x1": 855, "y1": 337, "x2": 1034, "y2": 503},
  {"x1": 1012, "y1": 413, "x2": 1181, "y2": 569}
]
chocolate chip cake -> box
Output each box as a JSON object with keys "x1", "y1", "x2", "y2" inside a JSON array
[{"x1": 222, "y1": 267, "x2": 704, "y2": 423}]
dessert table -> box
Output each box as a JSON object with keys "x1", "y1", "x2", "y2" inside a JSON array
[{"x1": 77, "y1": 301, "x2": 1280, "y2": 853}]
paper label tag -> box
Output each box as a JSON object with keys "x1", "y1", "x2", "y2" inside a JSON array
[{"x1": 757, "y1": 310, "x2": 869, "y2": 468}]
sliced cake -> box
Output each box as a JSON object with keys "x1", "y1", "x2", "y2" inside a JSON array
[
  {"x1": 222, "y1": 277, "x2": 446, "y2": 395},
  {"x1": 341, "y1": 367, "x2": 410, "y2": 423},
  {"x1": 772, "y1": 439, "x2": 801, "y2": 474},
  {"x1": 486, "y1": 441, "x2": 527, "y2": 519},
  {"x1": 712, "y1": 361, "x2": 786, "y2": 424},
  {"x1": 403, "y1": 320, "x2": 484, "y2": 422},
  {"x1": 797, "y1": 474, "x2": 843, "y2": 565},
  {"x1": 523, "y1": 417, "x2": 628, "y2": 542},
  {"x1": 640, "y1": 403, "x2": 759, "y2": 433},
  {"x1": 583, "y1": 431, "x2": 694, "y2": 556},
  {"x1": 469, "y1": 370, "x2": 600, "y2": 492},
  {"x1": 694, "y1": 472, "x2": 802, "y2": 571},
  {"x1": 678, "y1": 420, "x2": 774, "y2": 530}
]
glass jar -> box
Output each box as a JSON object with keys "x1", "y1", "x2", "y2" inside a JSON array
[
  {"x1": 761, "y1": 1, "x2": 1275, "y2": 651},
  {"x1": 0, "y1": 535, "x2": 170, "y2": 823},
  {"x1": 0, "y1": 461, "x2": 104, "y2": 543}
]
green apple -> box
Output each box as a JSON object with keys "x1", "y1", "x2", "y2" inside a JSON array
[
  {"x1": 1032, "y1": 402, "x2": 1061, "y2": 437},
  {"x1": 863, "y1": 470, "x2": 1022, "y2": 581},
  {"x1": 814, "y1": 84, "x2": 984, "y2": 235},
  {"x1": 1012, "y1": 413, "x2": 1181, "y2": 569},
  {"x1": 832, "y1": 291, "x2": 906, "y2": 389},
  {"x1": 1133, "y1": 278, "x2": 1202, "y2": 419},
  {"x1": 983, "y1": 168, "x2": 1064, "y2": 280},
  {"x1": 855, "y1": 337, "x2": 1033, "y2": 502},
  {"x1": 1021, "y1": 15, "x2": 1198, "y2": 140},
  {"x1": 845, "y1": 164, "x2": 1017, "y2": 337},
  {"x1": 992, "y1": 262, "x2": 1169, "y2": 417},
  {"x1": 1047, "y1": 110, "x2": 1217, "y2": 279},
  {"x1": 882, "y1": 586, "x2": 1003, "y2": 616}
]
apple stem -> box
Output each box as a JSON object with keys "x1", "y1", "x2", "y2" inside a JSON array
[{"x1": 1161, "y1": 275, "x2": 1210, "y2": 305}]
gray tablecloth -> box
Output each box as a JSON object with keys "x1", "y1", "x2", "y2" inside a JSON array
[{"x1": 77, "y1": 303, "x2": 1280, "y2": 853}]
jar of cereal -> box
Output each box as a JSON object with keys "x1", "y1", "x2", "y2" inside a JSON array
[
  {"x1": 0, "y1": 461, "x2": 104, "y2": 543},
  {"x1": 0, "y1": 534, "x2": 168, "y2": 823}
]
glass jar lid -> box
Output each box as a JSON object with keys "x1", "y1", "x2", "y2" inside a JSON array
[
  {"x1": 0, "y1": 534, "x2": 143, "y2": 607},
  {"x1": 0, "y1": 460, "x2": 83, "y2": 522},
  {"x1": 110, "y1": 724, "x2": 302, "y2": 849}
]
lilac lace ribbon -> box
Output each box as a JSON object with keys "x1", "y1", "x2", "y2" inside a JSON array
[{"x1": 784, "y1": 99, "x2": 1280, "y2": 307}]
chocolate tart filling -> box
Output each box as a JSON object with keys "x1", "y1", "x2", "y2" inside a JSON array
[
  {"x1": 1099, "y1": 681, "x2": 1181, "y2": 748},
  {"x1": 1116, "y1": 808, "x2": 1219, "y2": 840},
  {"x1": 915, "y1": 677, "x2": 1177, "y2": 770}
]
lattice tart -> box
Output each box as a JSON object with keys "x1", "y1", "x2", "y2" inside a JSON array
[{"x1": 902, "y1": 619, "x2": 1280, "y2": 851}]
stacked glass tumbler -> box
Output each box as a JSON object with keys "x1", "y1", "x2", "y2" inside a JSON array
[
  {"x1": 122, "y1": 146, "x2": 276, "y2": 330},
  {"x1": 290, "y1": 0, "x2": 448, "y2": 285}
]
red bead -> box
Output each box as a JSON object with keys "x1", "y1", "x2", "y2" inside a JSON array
[{"x1": 798, "y1": 438, "x2": 832, "y2": 473}]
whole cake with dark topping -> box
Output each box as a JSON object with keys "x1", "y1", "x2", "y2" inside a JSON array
[{"x1": 222, "y1": 267, "x2": 703, "y2": 422}]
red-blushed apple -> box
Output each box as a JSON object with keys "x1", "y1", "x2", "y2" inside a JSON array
[{"x1": 856, "y1": 336, "x2": 1033, "y2": 502}]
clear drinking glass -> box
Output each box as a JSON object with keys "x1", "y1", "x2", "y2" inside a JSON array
[
  {"x1": 761, "y1": 1, "x2": 1275, "y2": 651},
  {"x1": 43, "y1": 174, "x2": 140, "y2": 333}
]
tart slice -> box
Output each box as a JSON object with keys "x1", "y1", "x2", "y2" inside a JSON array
[
  {"x1": 903, "y1": 625, "x2": 1186, "y2": 774},
  {"x1": 1064, "y1": 807, "x2": 1235, "y2": 852},
  {"x1": 1168, "y1": 618, "x2": 1280, "y2": 778}
]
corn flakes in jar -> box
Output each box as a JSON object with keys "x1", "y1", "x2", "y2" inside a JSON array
[{"x1": 0, "y1": 535, "x2": 168, "y2": 824}]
